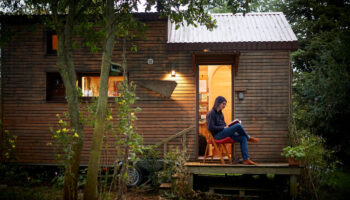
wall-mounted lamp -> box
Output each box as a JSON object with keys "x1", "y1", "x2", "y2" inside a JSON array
[
  {"x1": 238, "y1": 91, "x2": 245, "y2": 100},
  {"x1": 171, "y1": 64, "x2": 176, "y2": 77},
  {"x1": 147, "y1": 58, "x2": 154, "y2": 65},
  {"x1": 203, "y1": 48, "x2": 210, "y2": 52}
]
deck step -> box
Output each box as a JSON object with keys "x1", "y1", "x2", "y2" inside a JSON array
[
  {"x1": 159, "y1": 182, "x2": 171, "y2": 189},
  {"x1": 171, "y1": 173, "x2": 179, "y2": 180},
  {"x1": 159, "y1": 182, "x2": 172, "y2": 195}
]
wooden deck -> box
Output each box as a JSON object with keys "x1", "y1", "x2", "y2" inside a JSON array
[{"x1": 185, "y1": 162, "x2": 301, "y2": 197}]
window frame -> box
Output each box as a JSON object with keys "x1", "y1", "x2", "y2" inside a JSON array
[
  {"x1": 46, "y1": 31, "x2": 58, "y2": 55},
  {"x1": 46, "y1": 71, "x2": 127, "y2": 103},
  {"x1": 46, "y1": 72, "x2": 66, "y2": 102}
]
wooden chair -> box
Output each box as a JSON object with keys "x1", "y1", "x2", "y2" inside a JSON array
[{"x1": 202, "y1": 123, "x2": 236, "y2": 164}]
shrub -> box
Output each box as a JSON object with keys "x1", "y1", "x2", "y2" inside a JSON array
[{"x1": 281, "y1": 145, "x2": 306, "y2": 161}]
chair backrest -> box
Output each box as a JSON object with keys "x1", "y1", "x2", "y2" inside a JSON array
[
  {"x1": 203, "y1": 122, "x2": 225, "y2": 163},
  {"x1": 203, "y1": 122, "x2": 216, "y2": 143}
]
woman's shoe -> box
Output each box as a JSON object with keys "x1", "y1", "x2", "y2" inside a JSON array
[
  {"x1": 243, "y1": 159, "x2": 258, "y2": 166},
  {"x1": 248, "y1": 137, "x2": 259, "y2": 143}
]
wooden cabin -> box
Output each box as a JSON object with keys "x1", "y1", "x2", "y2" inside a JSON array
[{"x1": 0, "y1": 12, "x2": 297, "y2": 165}]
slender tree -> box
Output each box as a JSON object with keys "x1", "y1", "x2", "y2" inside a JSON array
[
  {"x1": 1, "y1": 1, "x2": 95, "y2": 199},
  {"x1": 84, "y1": 0, "x2": 116, "y2": 199},
  {"x1": 48, "y1": 1, "x2": 93, "y2": 200}
]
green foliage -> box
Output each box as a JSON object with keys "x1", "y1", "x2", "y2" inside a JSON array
[
  {"x1": 282, "y1": 0, "x2": 350, "y2": 163},
  {"x1": 319, "y1": 171, "x2": 350, "y2": 200},
  {"x1": 281, "y1": 145, "x2": 305, "y2": 161},
  {"x1": 114, "y1": 80, "x2": 142, "y2": 163},
  {"x1": 0, "y1": 120, "x2": 16, "y2": 163},
  {"x1": 161, "y1": 148, "x2": 180, "y2": 184},
  {"x1": 206, "y1": 0, "x2": 250, "y2": 14},
  {"x1": 288, "y1": 120, "x2": 341, "y2": 199},
  {"x1": 249, "y1": 0, "x2": 284, "y2": 12},
  {"x1": 110, "y1": 80, "x2": 143, "y2": 195},
  {"x1": 48, "y1": 113, "x2": 80, "y2": 166},
  {"x1": 51, "y1": 168, "x2": 87, "y2": 189},
  {"x1": 161, "y1": 149, "x2": 223, "y2": 200},
  {"x1": 207, "y1": 0, "x2": 283, "y2": 14},
  {"x1": 139, "y1": 145, "x2": 162, "y2": 186},
  {"x1": 299, "y1": 133, "x2": 341, "y2": 200}
]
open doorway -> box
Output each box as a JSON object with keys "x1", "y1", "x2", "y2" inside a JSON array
[{"x1": 198, "y1": 65, "x2": 232, "y2": 157}]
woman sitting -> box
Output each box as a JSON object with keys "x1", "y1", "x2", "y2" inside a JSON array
[{"x1": 206, "y1": 96, "x2": 259, "y2": 165}]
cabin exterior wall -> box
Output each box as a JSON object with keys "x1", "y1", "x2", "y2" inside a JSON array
[
  {"x1": 1, "y1": 18, "x2": 290, "y2": 164},
  {"x1": 235, "y1": 51, "x2": 291, "y2": 162}
]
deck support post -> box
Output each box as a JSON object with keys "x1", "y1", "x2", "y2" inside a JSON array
[
  {"x1": 290, "y1": 175, "x2": 297, "y2": 199},
  {"x1": 187, "y1": 173, "x2": 194, "y2": 190},
  {"x1": 185, "y1": 162, "x2": 301, "y2": 198}
]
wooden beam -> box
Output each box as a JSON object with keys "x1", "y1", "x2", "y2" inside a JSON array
[
  {"x1": 136, "y1": 80, "x2": 177, "y2": 98},
  {"x1": 290, "y1": 175, "x2": 297, "y2": 198},
  {"x1": 185, "y1": 162, "x2": 301, "y2": 175}
]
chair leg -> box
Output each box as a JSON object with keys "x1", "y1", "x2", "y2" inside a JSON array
[
  {"x1": 203, "y1": 144, "x2": 209, "y2": 163},
  {"x1": 222, "y1": 144, "x2": 232, "y2": 163},
  {"x1": 210, "y1": 144, "x2": 214, "y2": 161},
  {"x1": 231, "y1": 143, "x2": 236, "y2": 160},
  {"x1": 213, "y1": 143, "x2": 225, "y2": 164}
]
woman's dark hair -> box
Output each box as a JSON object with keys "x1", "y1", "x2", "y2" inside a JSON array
[{"x1": 212, "y1": 96, "x2": 227, "y2": 111}]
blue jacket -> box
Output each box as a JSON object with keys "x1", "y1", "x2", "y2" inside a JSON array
[{"x1": 206, "y1": 109, "x2": 226, "y2": 137}]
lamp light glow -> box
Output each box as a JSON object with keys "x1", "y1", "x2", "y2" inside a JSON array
[
  {"x1": 238, "y1": 92, "x2": 245, "y2": 100},
  {"x1": 171, "y1": 64, "x2": 176, "y2": 77}
]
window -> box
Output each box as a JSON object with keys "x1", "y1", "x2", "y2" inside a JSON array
[
  {"x1": 46, "y1": 72, "x2": 65, "y2": 101},
  {"x1": 47, "y1": 31, "x2": 57, "y2": 54},
  {"x1": 81, "y1": 74, "x2": 124, "y2": 97},
  {"x1": 46, "y1": 72, "x2": 124, "y2": 101}
]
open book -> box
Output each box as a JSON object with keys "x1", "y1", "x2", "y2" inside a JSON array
[{"x1": 228, "y1": 119, "x2": 242, "y2": 127}]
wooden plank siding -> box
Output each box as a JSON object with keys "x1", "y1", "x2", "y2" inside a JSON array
[
  {"x1": 1, "y1": 18, "x2": 291, "y2": 165},
  {"x1": 234, "y1": 51, "x2": 291, "y2": 162},
  {"x1": 1, "y1": 19, "x2": 198, "y2": 165}
]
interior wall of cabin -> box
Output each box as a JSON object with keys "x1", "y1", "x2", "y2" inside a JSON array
[
  {"x1": 199, "y1": 65, "x2": 232, "y2": 124},
  {"x1": 198, "y1": 65, "x2": 232, "y2": 156}
]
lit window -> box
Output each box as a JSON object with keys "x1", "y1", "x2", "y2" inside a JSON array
[
  {"x1": 81, "y1": 75, "x2": 124, "y2": 97},
  {"x1": 52, "y1": 34, "x2": 57, "y2": 50},
  {"x1": 47, "y1": 31, "x2": 57, "y2": 54},
  {"x1": 47, "y1": 72, "x2": 124, "y2": 101}
]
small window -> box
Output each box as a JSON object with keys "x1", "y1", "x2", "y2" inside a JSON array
[
  {"x1": 46, "y1": 72, "x2": 65, "y2": 101},
  {"x1": 47, "y1": 31, "x2": 57, "y2": 54},
  {"x1": 81, "y1": 74, "x2": 124, "y2": 97},
  {"x1": 46, "y1": 72, "x2": 124, "y2": 101}
]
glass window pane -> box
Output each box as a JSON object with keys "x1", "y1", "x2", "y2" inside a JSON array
[
  {"x1": 82, "y1": 75, "x2": 124, "y2": 97},
  {"x1": 46, "y1": 72, "x2": 65, "y2": 101},
  {"x1": 52, "y1": 34, "x2": 57, "y2": 50}
]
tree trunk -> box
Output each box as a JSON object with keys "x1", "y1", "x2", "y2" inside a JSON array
[
  {"x1": 84, "y1": 0, "x2": 115, "y2": 199},
  {"x1": 53, "y1": 2, "x2": 84, "y2": 200}
]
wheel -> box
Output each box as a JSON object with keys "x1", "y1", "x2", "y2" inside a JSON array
[{"x1": 126, "y1": 166, "x2": 143, "y2": 187}]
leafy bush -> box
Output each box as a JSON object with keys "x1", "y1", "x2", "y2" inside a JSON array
[
  {"x1": 0, "y1": 120, "x2": 16, "y2": 163},
  {"x1": 281, "y1": 145, "x2": 306, "y2": 161},
  {"x1": 288, "y1": 120, "x2": 341, "y2": 199}
]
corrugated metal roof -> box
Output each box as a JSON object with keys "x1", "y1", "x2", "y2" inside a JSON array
[{"x1": 168, "y1": 12, "x2": 297, "y2": 44}]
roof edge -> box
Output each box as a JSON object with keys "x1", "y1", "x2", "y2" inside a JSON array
[
  {"x1": 166, "y1": 41, "x2": 298, "y2": 51},
  {"x1": 209, "y1": 12, "x2": 284, "y2": 16}
]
